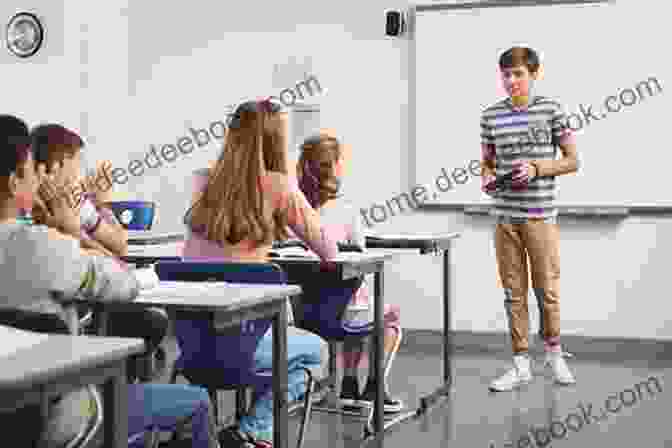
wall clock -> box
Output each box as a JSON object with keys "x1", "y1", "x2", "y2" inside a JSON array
[{"x1": 6, "y1": 12, "x2": 44, "y2": 58}]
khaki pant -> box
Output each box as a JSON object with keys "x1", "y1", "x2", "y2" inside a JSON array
[{"x1": 495, "y1": 219, "x2": 561, "y2": 353}]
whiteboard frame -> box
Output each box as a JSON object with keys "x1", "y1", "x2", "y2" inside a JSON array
[{"x1": 408, "y1": 0, "x2": 624, "y2": 212}]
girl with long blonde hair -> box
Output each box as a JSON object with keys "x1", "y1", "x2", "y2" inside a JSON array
[{"x1": 183, "y1": 99, "x2": 337, "y2": 447}]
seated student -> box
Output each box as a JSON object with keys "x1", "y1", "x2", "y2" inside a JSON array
[
  {"x1": 183, "y1": 99, "x2": 335, "y2": 448},
  {"x1": 29, "y1": 123, "x2": 168, "y2": 382},
  {"x1": 31, "y1": 124, "x2": 126, "y2": 256},
  {"x1": 297, "y1": 133, "x2": 404, "y2": 412},
  {"x1": 0, "y1": 114, "x2": 221, "y2": 448}
]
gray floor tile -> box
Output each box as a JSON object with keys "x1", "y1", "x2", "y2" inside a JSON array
[{"x1": 155, "y1": 337, "x2": 672, "y2": 447}]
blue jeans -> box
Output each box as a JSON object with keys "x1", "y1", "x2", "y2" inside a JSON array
[
  {"x1": 238, "y1": 327, "x2": 323, "y2": 441},
  {"x1": 135, "y1": 384, "x2": 219, "y2": 448}
]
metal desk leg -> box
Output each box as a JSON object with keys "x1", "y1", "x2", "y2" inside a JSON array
[
  {"x1": 104, "y1": 363, "x2": 128, "y2": 448},
  {"x1": 418, "y1": 245, "x2": 454, "y2": 414},
  {"x1": 37, "y1": 390, "x2": 50, "y2": 448},
  {"x1": 364, "y1": 268, "x2": 385, "y2": 444},
  {"x1": 444, "y1": 245, "x2": 453, "y2": 387},
  {"x1": 96, "y1": 308, "x2": 109, "y2": 337},
  {"x1": 273, "y1": 302, "x2": 289, "y2": 448},
  {"x1": 362, "y1": 265, "x2": 418, "y2": 445}
]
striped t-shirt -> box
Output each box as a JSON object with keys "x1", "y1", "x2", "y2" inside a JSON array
[{"x1": 480, "y1": 96, "x2": 573, "y2": 220}]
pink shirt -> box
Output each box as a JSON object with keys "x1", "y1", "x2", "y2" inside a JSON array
[
  {"x1": 317, "y1": 202, "x2": 370, "y2": 309},
  {"x1": 183, "y1": 169, "x2": 338, "y2": 262}
]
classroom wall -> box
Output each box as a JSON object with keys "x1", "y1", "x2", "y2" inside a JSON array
[{"x1": 2, "y1": 0, "x2": 670, "y2": 341}]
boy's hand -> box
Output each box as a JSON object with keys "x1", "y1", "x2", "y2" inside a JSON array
[
  {"x1": 83, "y1": 160, "x2": 115, "y2": 206},
  {"x1": 36, "y1": 163, "x2": 82, "y2": 237},
  {"x1": 45, "y1": 227, "x2": 76, "y2": 242},
  {"x1": 80, "y1": 237, "x2": 116, "y2": 257},
  {"x1": 511, "y1": 161, "x2": 538, "y2": 186},
  {"x1": 481, "y1": 174, "x2": 498, "y2": 196}
]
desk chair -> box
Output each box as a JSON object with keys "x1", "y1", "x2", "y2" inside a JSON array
[
  {"x1": 78, "y1": 304, "x2": 168, "y2": 384},
  {"x1": 155, "y1": 261, "x2": 316, "y2": 448},
  {"x1": 292, "y1": 278, "x2": 375, "y2": 420},
  {"x1": 0, "y1": 308, "x2": 163, "y2": 448}
]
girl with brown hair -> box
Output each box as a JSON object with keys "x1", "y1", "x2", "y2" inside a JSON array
[{"x1": 297, "y1": 133, "x2": 404, "y2": 413}]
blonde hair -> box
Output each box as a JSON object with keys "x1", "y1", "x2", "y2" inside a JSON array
[
  {"x1": 297, "y1": 134, "x2": 342, "y2": 209},
  {"x1": 186, "y1": 100, "x2": 289, "y2": 245}
]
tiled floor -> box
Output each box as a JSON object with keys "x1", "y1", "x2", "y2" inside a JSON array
[{"x1": 155, "y1": 336, "x2": 672, "y2": 447}]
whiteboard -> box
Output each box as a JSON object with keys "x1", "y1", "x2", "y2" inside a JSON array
[{"x1": 411, "y1": 0, "x2": 670, "y2": 207}]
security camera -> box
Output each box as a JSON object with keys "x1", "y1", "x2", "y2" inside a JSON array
[{"x1": 385, "y1": 10, "x2": 406, "y2": 37}]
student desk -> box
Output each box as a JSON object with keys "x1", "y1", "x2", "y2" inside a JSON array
[
  {"x1": 365, "y1": 233, "x2": 460, "y2": 415},
  {"x1": 268, "y1": 249, "x2": 416, "y2": 445},
  {"x1": 0, "y1": 330, "x2": 144, "y2": 448},
  {"x1": 127, "y1": 232, "x2": 184, "y2": 247},
  {"x1": 122, "y1": 255, "x2": 181, "y2": 268},
  {"x1": 118, "y1": 239, "x2": 425, "y2": 444},
  {"x1": 64, "y1": 282, "x2": 300, "y2": 448},
  {"x1": 126, "y1": 232, "x2": 184, "y2": 267}
]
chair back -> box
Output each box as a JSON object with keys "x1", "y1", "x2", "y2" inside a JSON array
[
  {"x1": 155, "y1": 261, "x2": 285, "y2": 386},
  {"x1": 0, "y1": 308, "x2": 70, "y2": 334},
  {"x1": 297, "y1": 277, "x2": 367, "y2": 340}
]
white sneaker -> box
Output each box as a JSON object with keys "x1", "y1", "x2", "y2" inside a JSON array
[
  {"x1": 489, "y1": 354, "x2": 533, "y2": 391},
  {"x1": 545, "y1": 351, "x2": 576, "y2": 385}
]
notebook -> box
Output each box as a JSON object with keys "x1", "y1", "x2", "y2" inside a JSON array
[
  {"x1": 133, "y1": 267, "x2": 161, "y2": 290},
  {"x1": 138, "y1": 281, "x2": 233, "y2": 300},
  {"x1": 366, "y1": 233, "x2": 445, "y2": 241}
]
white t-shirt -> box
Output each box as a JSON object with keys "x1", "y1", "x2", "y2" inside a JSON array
[
  {"x1": 0, "y1": 221, "x2": 140, "y2": 316},
  {"x1": 318, "y1": 201, "x2": 372, "y2": 322}
]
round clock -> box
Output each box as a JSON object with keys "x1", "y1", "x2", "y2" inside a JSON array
[{"x1": 6, "y1": 12, "x2": 44, "y2": 58}]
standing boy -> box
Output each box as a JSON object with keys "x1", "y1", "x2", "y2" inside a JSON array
[{"x1": 480, "y1": 47, "x2": 580, "y2": 391}]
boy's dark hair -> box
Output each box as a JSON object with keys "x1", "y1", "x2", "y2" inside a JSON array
[
  {"x1": 499, "y1": 47, "x2": 540, "y2": 74},
  {"x1": 30, "y1": 123, "x2": 85, "y2": 169},
  {"x1": 0, "y1": 114, "x2": 31, "y2": 178}
]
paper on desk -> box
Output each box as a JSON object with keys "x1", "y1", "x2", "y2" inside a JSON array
[
  {"x1": 0, "y1": 325, "x2": 49, "y2": 358},
  {"x1": 137, "y1": 281, "x2": 239, "y2": 302},
  {"x1": 365, "y1": 233, "x2": 442, "y2": 240},
  {"x1": 273, "y1": 247, "x2": 319, "y2": 258},
  {"x1": 274, "y1": 247, "x2": 387, "y2": 261},
  {"x1": 134, "y1": 267, "x2": 160, "y2": 290},
  {"x1": 140, "y1": 281, "x2": 231, "y2": 296}
]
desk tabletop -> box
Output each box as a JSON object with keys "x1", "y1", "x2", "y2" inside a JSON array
[
  {"x1": 269, "y1": 249, "x2": 398, "y2": 280},
  {"x1": 127, "y1": 232, "x2": 185, "y2": 246},
  {"x1": 135, "y1": 282, "x2": 301, "y2": 311},
  {"x1": 124, "y1": 250, "x2": 398, "y2": 266},
  {"x1": 74, "y1": 282, "x2": 301, "y2": 313},
  {"x1": 125, "y1": 232, "x2": 461, "y2": 249},
  {"x1": 122, "y1": 255, "x2": 181, "y2": 265},
  {"x1": 269, "y1": 248, "x2": 396, "y2": 263},
  {"x1": 365, "y1": 233, "x2": 460, "y2": 252},
  {"x1": 0, "y1": 332, "x2": 144, "y2": 390}
]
